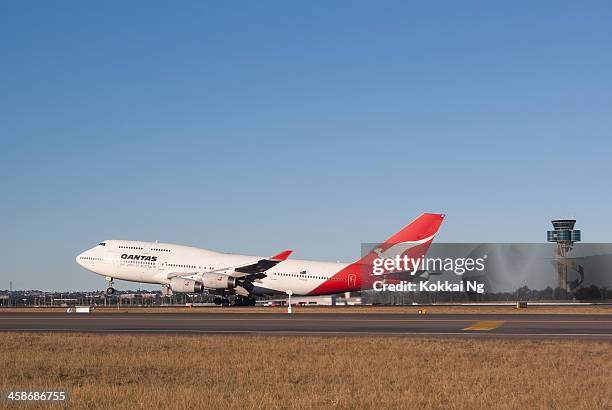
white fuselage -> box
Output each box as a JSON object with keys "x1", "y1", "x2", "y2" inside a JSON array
[{"x1": 76, "y1": 240, "x2": 349, "y2": 296}]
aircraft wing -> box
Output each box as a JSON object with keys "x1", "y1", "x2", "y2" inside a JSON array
[
  {"x1": 167, "y1": 250, "x2": 293, "y2": 280},
  {"x1": 194, "y1": 250, "x2": 292, "y2": 296},
  {"x1": 166, "y1": 250, "x2": 292, "y2": 298},
  {"x1": 225, "y1": 250, "x2": 292, "y2": 296},
  {"x1": 232, "y1": 250, "x2": 293, "y2": 278}
]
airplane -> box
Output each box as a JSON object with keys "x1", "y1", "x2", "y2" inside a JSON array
[{"x1": 76, "y1": 213, "x2": 445, "y2": 306}]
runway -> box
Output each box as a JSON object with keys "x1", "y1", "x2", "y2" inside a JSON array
[{"x1": 1, "y1": 312, "x2": 611, "y2": 338}]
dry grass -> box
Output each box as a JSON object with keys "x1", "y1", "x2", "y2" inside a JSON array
[
  {"x1": 0, "y1": 333, "x2": 610, "y2": 409},
  {"x1": 2, "y1": 305, "x2": 612, "y2": 314}
]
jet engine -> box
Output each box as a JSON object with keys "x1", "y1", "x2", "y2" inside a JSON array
[
  {"x1": 169, "y1": 277, "x2": 204, "y2": 293},
  {"x1": 201, "y1": 273, "x2": 237, "y2": 289}
]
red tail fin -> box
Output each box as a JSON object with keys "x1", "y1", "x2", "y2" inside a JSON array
[
  {"x1": 381, "y1": 213, "x2": 445, "y2": 244},
  {"x1": 366, "y1": 213, "x2": 445, "y2": 264},
  {"x1": 307, "y1": 213, "x2": 445, "y2": 295}
]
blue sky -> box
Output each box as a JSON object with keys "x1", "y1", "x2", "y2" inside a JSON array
[{"x1": 1, "y1": 1, "x2": 611, "y2": 290}]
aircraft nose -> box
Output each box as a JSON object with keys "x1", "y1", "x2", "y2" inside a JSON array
[{"x1": 76, "y1": 251, "x2": 85, "y2": 266}]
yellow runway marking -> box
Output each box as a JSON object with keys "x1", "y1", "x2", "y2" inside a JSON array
[{"x1": 462, "y1": 320, "x2": 505, "y2": 331}]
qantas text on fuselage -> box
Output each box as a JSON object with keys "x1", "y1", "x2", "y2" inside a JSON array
[{"x1": 76, "y1": 213, "x2": 445, "y2": 304}]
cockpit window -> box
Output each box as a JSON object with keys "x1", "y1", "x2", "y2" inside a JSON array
[{"x1": 98, "y1": 242, "x2": 106, "y2": 246}]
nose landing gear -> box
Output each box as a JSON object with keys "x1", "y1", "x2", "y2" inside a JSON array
[{"x1": 105, "y1": 276, "x2": 115, "y2": 295}]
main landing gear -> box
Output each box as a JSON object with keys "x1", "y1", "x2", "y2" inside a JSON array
[
  {"x1": 105, "y1": 276, "x2": 115, "y2": 295},
  {"x1": 213, "y1": 297, "x2": 230, "y2": 307},
  {"x1": 233, "y1": 297, "x2": 257, "y2": 307},
  {"x1": 213, "y1": 297, "x2": 256, "y2": 307}
]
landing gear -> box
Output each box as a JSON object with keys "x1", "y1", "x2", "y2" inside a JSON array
[
  {"x1": 213, "y1": 297, "x2": 255, "y2": 306},
  {"x1": 105, "y1": 276, "x2": 115, "y2": 296},
  {"x1": 213, "y1": 297, "x2": 229, "y2": 306},
  {"x1": 233, "y1": 297, "x2": 257, "y2": 307}
]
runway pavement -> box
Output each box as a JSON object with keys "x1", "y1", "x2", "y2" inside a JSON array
[{"x1": 0, "y1": 312, "x2": 611, "y2": 338}]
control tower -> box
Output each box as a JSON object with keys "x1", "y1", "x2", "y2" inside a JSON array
[{"x1": 547, "y1": 219, "x2": 581, "y2": 292}]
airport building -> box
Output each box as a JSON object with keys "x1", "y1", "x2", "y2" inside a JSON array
[{"x1": 547, "y1": 219, "x2": 581, "y2": 293}]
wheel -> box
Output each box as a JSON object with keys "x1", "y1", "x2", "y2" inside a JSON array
[
  {"x1": 106, "y1": 287, "x2": 116, "y2": 295},
  {"x1": 213, "y1": 297, "x2": 224, "y2": 305},
  {"x1": 221, "y1": 300, "x2": 230, "y2": 307},
  {"x1": 232, "y1": 298, "x2": 256, "y2": 307}
]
